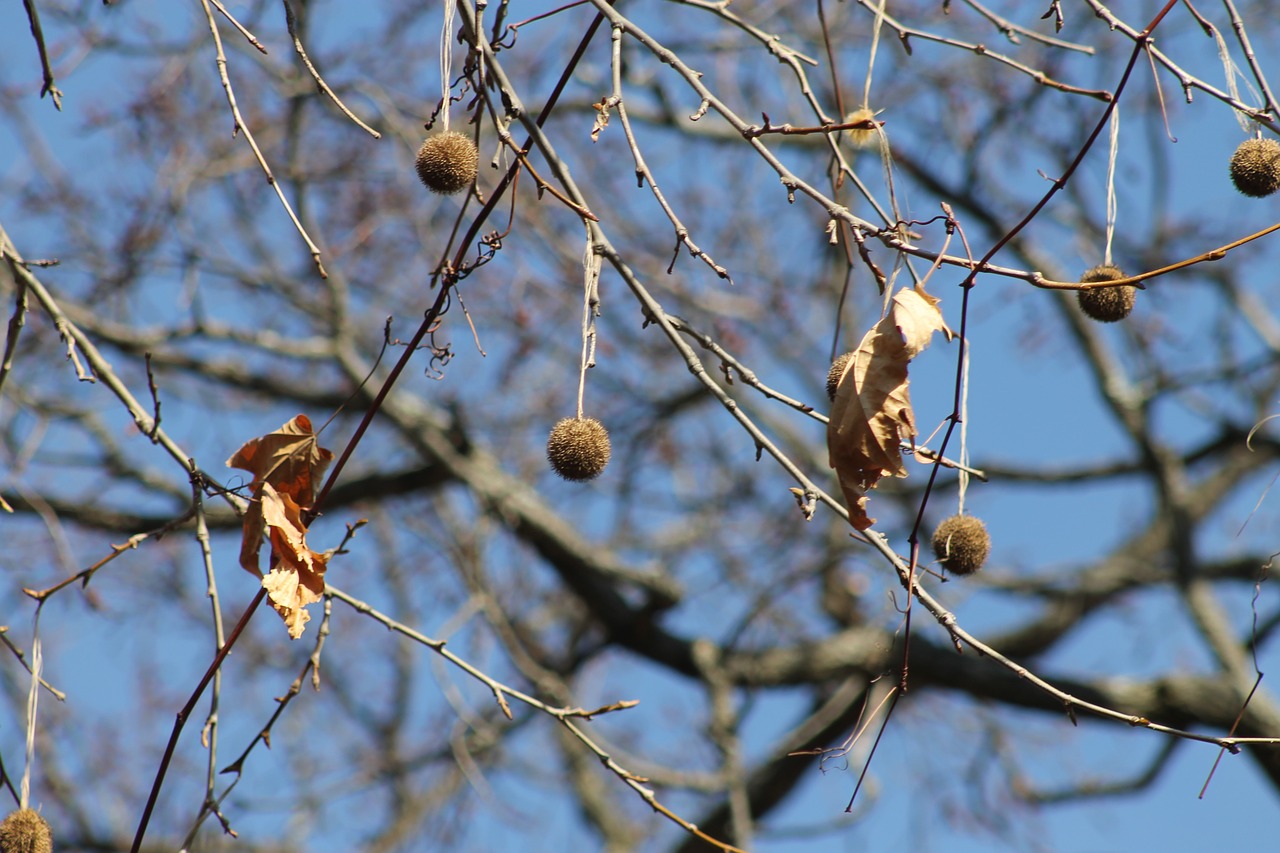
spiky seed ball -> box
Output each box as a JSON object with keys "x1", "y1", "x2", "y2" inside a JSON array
[
  {"x1": 826, "y1": 351, "x2": 854, "y2": 402},
  {"x1": 0, "y1": 808, "x2": 52, "y2": 853},
  {"x1": 1077, "y1": 264, "x2": 1136, "y2": 323},
  {"x1": 931, "y1": 514, "x2": 990, "y2": 576},
  {"x1": 546, "y1": 417, "x2": 611, "y2": 481},
  {"x1": 415, "y1": 131, "x2": 478, "y2": 195},
  {"x1": 1229, "y1": 137, "x2": 1280, "y2": 198}
]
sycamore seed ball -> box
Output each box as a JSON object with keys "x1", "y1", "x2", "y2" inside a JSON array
[
  {"x1": 415, "y1": 131, "x2": 478, "y2": 195},
  {"x1": 1077, "y1": 264, "x2": 1136, "y2": 323},
  {"x1": 0, "y1": 808, "x2": 52, "y2": 853},
  {"x1": 931, "y1": 514, "x2": 991, "y2": 576},
  {"x1": 546, "y1": 417, "x2": 612, "y2": 481},
  {"x1": 1229, "y1": 137, "x2": 1280, "y2": 198},
  {"x1": 826, "y1": 351, "x2": 854, "y2": 402}
]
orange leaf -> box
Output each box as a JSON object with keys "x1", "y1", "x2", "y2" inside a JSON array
[
  {"x1": 226, "y1": 414, "x2": 333, "y2": 509},
  {"x1": 827, "y1": 286, "x2": 951, "y2": 529}
]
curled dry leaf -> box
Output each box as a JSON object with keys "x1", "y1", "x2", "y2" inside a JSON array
[
  {"x1": 226, "y1": 413, "x2": 333, "y2": 509},
  {"x1": 259, "y1": 483, "x2": 329, "y2": 638},
  {"x1": 827, "y1": 287, "x2": 952, "y2": 530},
  {"x1": 227, "y1": 414, "x2": 334, "y2": 638}
]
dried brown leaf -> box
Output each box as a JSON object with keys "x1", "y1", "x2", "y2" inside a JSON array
[
  {"x1": 259, "y1": 483, "x2": 328, "y2": 639},
  {"x1": 227, "y1": 413, "x2": 333, "y2": 509},
  {"x1": 229, "y1": 414, "x2": 333, "y2": 577},
  {"x1": 228, "y1": 415, "x2": 333, "y2": 638},
  {"x1": 827, "y1": 286, "x2": 951, "y2": 529}
]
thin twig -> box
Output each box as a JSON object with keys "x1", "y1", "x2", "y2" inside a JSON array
[
  {"x1": 1219, "y1": 0, "x2": 1279, "y2": 119},
  {"x1": 20, "y1": 0, "x2": 63, "y2": 109},
  {"x1": 1029, "y1": 219, "x2": 1280, "y2": 290},
  {"x1": 0, "y1": 269, "x2": 28, "y2": 397},
  {"x1": 960, "y1": 0, "x2": 1094, "y2": 53},
  {"x1": 327, "y1": 585, "x2": 743, "y2": 850},
  {"x1": 605, "y1": 25, "x2": 731, "y2": 280},
  {"x1": 190, "y1": 466, "x2": 227, "y2": 846},
  {"x1": 1083, "y1": 0, "x2": 1280, "y2": 133},
  {"x1": 0, "y1": 224, "x2": 235, "y2": 503},
  {"x1": 283, "y1": 0, "x2": 381, "y2": 138},
  {"x1": 23, "y1": 509, "x2": 195, "y2": 602},
  {"x1": 854, "y1": 0, "x2": 1112, "y2": 100},
  {"x1": 130, "y1": 588, "x2": 267, "y2": 853},
  {"x1": 0, "y1": 628, "x2": 64, "y2": 701},
  {"x1": 492, "y1": 133, "x2": 599, "y2": 221},
  {"x1": 198, "y1": 0, "x2": 328, "y2": 278},
  {"x1": 208, "y1": 0, "x2": 268, "y2": 53},
  {"x1": 144, "y1": 352, "x2": 162, "y2": 440},
  {"x1": 218, "y1": 598, "x2": 332, "y2": 777},
  {"x1": 870, "y1": 526, "x2": 1280, "y2": 748}
]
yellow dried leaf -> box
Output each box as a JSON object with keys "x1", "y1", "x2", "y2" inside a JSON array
[{"x1": 827, "y1": 286, "x2": 951, "y2": 529}]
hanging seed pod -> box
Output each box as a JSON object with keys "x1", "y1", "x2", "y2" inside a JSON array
[
  {"x1": 931, "y1": 514, "x2": 991, "y2": 576},
  {"x1": 0, "y1": 808, "x2": 52, "y2": 853},
  {"x1": 414, "y1": 131, "x2": 478, "y2": 195},
  {"x1": 546, "y1": 417, "x2": 612, "y2": 481},
  {"x1": 1229, "y1": 137, "x2": 1280, "y2": 198},
  {"x1": 826, "y1": 351, "x2": 854, "y2": 402},
  {"x1": 1077, "y1": 264, "x2": 1136, "y2": 323}
]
